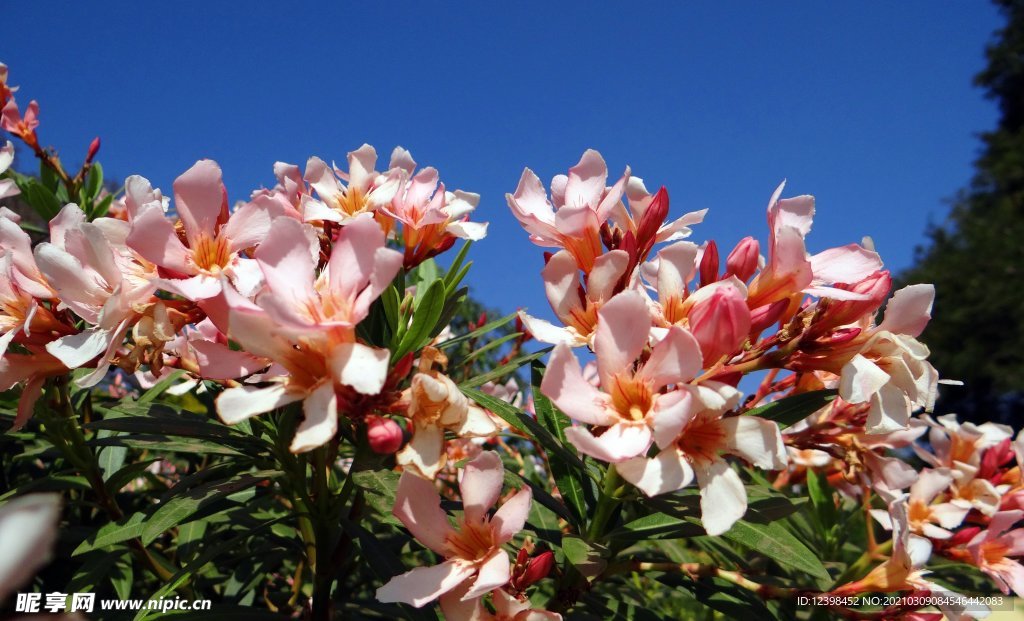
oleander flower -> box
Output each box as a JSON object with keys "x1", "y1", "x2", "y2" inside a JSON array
[
  {"x1": 126, "y1": 159, "x2": 277, "y2": 300},
  {"x1": 377, "y1": 451, "x2": 532, "y2": 608},
  {"x1": 617, "y1": 382, "x2": 786, "y2": 535},
  {"x1": 0, "y1": 141, "x2": 18, "y2": 200},
  {"x1": 507, "y1": 150, "x2": 628, "y2": 273},
  {"x1": 541, "y1": 290, "x2": 704, "y2": 463},
  {"x1": 870, "y1": 468, "x2": 968, "y2": 539},
  {"x1": 967, "y1": 510, "x2": 1024, "y2": 597},
  {"x1": 216, "y1": 216, "x2": 400, "y2": 452},
  {"x1": 301, "y1": 144, "x2": 401, "y2": 224}
]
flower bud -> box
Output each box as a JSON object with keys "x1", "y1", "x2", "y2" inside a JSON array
[
  {"x1": 749, "y1": 299, "x2": 789, "y2": 336},
  {"x1": 366, "y1": 416, "x2": 404, "y2": 454},
  {"x1": 86, "y1": 136, "x2": 101, "y2": 163},
  {"x1": 698, "y1": 240, "x2": 719, "y2": 287},
  {"x1": 725, "y1": 236, "x2": 759, "y2": 282},
  {"x1": 687, "y1": 284, "x2": 750, "y2": 365},
  {"x1": 510, "y1": 549, "x2": 555, "y2": 591},
  {"x1": 817, "y1": 271, "x2": 891, "y2": 331}
]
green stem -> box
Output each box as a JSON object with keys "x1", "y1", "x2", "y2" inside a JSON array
[{"x1": 586, "y1": 466, "x2": 623, "y2": 541}]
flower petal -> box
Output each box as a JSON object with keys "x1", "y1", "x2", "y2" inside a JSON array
[
  {"x1": 393, "y1": 469, "x2": 454, "y2": 555},
  {"x1": 720, "y1": 416, "x2": 786, "y2": 470},
  {"x1": 564, "y1": 422, "x2": 651, "y2": 463},
  {"x1": 594, "y1": 290, "x2": 650, "y2": 386},
  {"x1": 289, "y1": 381, "x2": 338, "y2": 453},
  {"x1": 492, "y1": 487, "x2": 532, "y2": 545},
  {"x1": 217, "y1": 384, "x2": 302, "y2": 425},
  {"x1": 330, "y1": 342, "x2": 389, "y2": 395},
  {"x1": 695, "y1": 459, "x2": 747, "y2": 536},
  {"x1": 540, "y1": 343, "x2": 614, "y2": 426},
  {"x1": 375, "y1": 559, "x2": 475, "y2": 608},
  {"x1": 617, "y1": 448, "x2": 694, "y2": 497},
  {"x1": 461, "y1": 549, "x2": 511, "y2": 601},
  {"x1": 460, "y1": 451, "x2": 504, "y2": 523}
]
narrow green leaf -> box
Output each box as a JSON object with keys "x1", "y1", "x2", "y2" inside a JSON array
[
  {"x1": 462, "y1": 388, "x2": 586, "y2": 471},
  {"x1": 394, "y1": 279, "x2": 445, "y2": 359},
  {"x1": 531, "y1": 363, "x2": 588, "y2": 527},
  {"x1": 142, "y1": 471, "x2": 276, "y2": 545},
  {"x1": 743, "y1": 389, "x2": 838, "y2": 429},
  {"x1": 607, "y1": 512, "x2": 705, "y2": 542},
  {"x1": 84, "y1": 162, "x2": 103, "y2": 200},
  {"x1": 722, "y1": 518, "x2": 831, "y2": 584},
  {"x1": 73, "y1": 513, "x2": 147, "y2": 555},
  {"x1": 436, "y1": 312, "x2": 517, "y2": 350},
  {"x1": 459, "y1": 348, "x2": 549, "y2": 389}
]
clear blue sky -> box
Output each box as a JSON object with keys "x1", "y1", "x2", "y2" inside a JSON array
[{"x1": 2, "y1": 2, "x2": 1002, "y2": 324}]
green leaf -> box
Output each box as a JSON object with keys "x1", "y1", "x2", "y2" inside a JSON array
[
  {"x1": 84, "y1": 162, "x2": 103, "y2": 200},
  {"x1": 443, "y1": 241, "x2": 472, "y2": 290},
  {"x1": 139, "y1": 370, "x2": 188, "y2": 402},
  {"x1": 97, "y1": 430, "x2": 127, "y2": 480},
  {"x1": 462, "y1": 388, "x2": 586, "y2": 472},
  {"x1": 74, "y1": 513, "x2": 147, "y2": 555},
  {"x1": 89, "y1": 435, "x2": 246, "y2": 456},
  {"x1": 436, "y1": 312, "x2": 517, "y2": 350},
  {"x1": 459, "y1": 348, "x2": 550, "y2": 389},
  {"x1": 531, "y1": 363, "x2": 588, "y2": 527},
  {"x1": 352, "y1": 468, "x2": 401, "y2": 524},
  {"x1": 14, "y1": 176, "x2": 62, "y2": 219},
  {"x1": 91, "y1": 193, "x2": 115, "y2": 219},
  {"x1": 394, "y1": 279, "x2": 445, "y2": 360},
  {"x1": 607, "y1": 512, "x2": 705, "y2": 543},
  {"x1": 65, "y1": 549, "x2": 130, "y2": 593},
  {"x1": 142, "y1": 471, "x2": 277, "y2": 545},
  {"x1": 743, "y1": 389, "x2": 838, "y2": 429},
  {"x1": 722, "y1": 518, "x2": 831, "y2": 585},
  {"x1": 561, "y1": 535, "x2": 607, "y2": 579}
]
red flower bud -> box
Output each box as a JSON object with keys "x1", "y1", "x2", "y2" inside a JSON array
[
  {"x1": 725, "y1": 236, "x2": 760, "y2": 282},
  {"x1": 86, "y1": 136, "x2": 101, "y2": 163},
  {"x1": 366, "y1": 416, "x2": 404, "y2": 454},
  {"x1": 518, "y1": 550, "x2": 554, "y2": 589},
  {"x1": 947, "y1": 525, "x2": 982, "y2": 546},
  {"x1": 817, "y1": 271, "x2": 891, "y2": 331},
  {"x1": 698, "y1": 240, "x2": 719, "y2": 287}
]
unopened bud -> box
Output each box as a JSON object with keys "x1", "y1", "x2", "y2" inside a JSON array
[
  {"x1": 86, "y1": 136, "x2": 101, "y2": 163},
  {"x1": 698, "y1": 240, "x2": 719, "y2": 287},
  {"x1": 979, "y1": 438, "x2": 1015, "y2": 480},
  {"x1": 687, "y1": 283, "x2": 750, "y2": 365},
  {"x1": 511, "y1": 549, "x2": 554, "y2": 591},
  {"x1": 366, "y1": 416, "x2": 404, "y2": 454},
  {"x1": 817, "y1": 271, "x2": 892, "y2": 331},
  {"x1": 725, "y1": 236, "x2": 759, "y2": 282},
  {"x1": 947, "y1": 526, "x2": 982, "y2": 546},
  {"x1": 749, "y1": 299, "x2": 789, "y2": 336}
]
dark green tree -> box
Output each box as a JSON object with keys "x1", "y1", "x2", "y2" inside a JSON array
[{"x1": 899, "y1": 0, "x2": 1024, "y2": 423}]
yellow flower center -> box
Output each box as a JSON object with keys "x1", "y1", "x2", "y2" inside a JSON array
[{"x1": 191, "y1": 234, "x2": 232, "y2": 273}]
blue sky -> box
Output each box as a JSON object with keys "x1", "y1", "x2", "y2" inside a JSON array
[{"x1": 2, "y1": 2, "x2": 1002, "y2": 324}]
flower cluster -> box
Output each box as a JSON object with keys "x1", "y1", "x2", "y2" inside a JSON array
[{"x1": 3, "y1": 61, "x2": 1020, "y2": 620}]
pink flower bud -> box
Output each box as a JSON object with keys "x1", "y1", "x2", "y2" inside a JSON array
[
  {"x1": 698, "y1": 240, "x2": 719, "y2": 287},
  {"x1": 687, "y1": 285, "x2": 751, "y2": 364},
  {"x1": 818, "y1": 271, "x2": 891, "y2": 330},
  {"x1": 366, "y1": 416, "x2": 404, "y2": 454},
  {"x1": 725, "y1": 236, "x2": 759, "y2": 282},
  {"x1": 749, "y1": 299, "x2": 789, "y2": 336}
]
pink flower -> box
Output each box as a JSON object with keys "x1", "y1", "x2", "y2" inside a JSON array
[
  {"x1": 518, "y1": 248, "x2": 631, "y2": 347},
  {"x1": 507, "y1": 150, "x2": 628, "y2": 273},
  {"x1": 126, "y1": 159, "x2": 277, "y2": 301},
  {"x1": 0, "y1": 98, "x2": 39, "y2": 145},
  {"x1": 747, "y1": 182, "x2": 881, "y2": 309},
  {"x1": 617, "y1": 382, "x2": 786, "y2": 535},
  {"x1": 439, "y1": 585, "x2": 561, "y2": 621},
  {"x1": 377, "y1": 451, "x2": 532, "y2": 608},
  {"x1": 870, "y1": 468, "x2": 968, "y2": 539},
  {"x1": 34, "y1": 204, "x2": 159, "y2": 386},
  {"x1": 838, "y1": 285, "x2": 939, "y2": 433},
  {"x1": 301, "y1": 144, "x2": 401, "y2": 224},
  {"x1": 215, "y1": 216, "x2": 401, "y2": 453},
  {"x1": 541, "y1": 290, "x2": 704, "y2": 463},
  {"x1": 382, "y1": 147, "x2": 488, "y2": 268},
  {"x1": 0, "y1": 345, "x2": 67, "y2": 429},
  {"x1": 397, "y1": 371, "x2": 499, "y2": 479},
  {"x1": 0, "y1": 141, "x2": 18, "y2": 200},
  {"x1": 968, "y1": 510, "x2": 1024, "y2": 597},
  {"x1": 724, "y1": 236, "x2": 760, "y2": 282},
  {"x1": 615, "y1": 176, "x2": 706, "y2": 246}
]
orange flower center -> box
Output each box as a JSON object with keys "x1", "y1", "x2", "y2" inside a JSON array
[
  {"x1": 445, "y1": 518, "x2": 494, "y2": 561},
  {"x1": 337, "y1": 187, "x2": 369, "y2": 217},
  {"x1": 907, "y1": 499, "x2": 932, "y2": 530},
  {"x1": 191, "y1": 234, "x2": 232, "y2": 273},
  {"x1": 982, "y1": 541, "x2": 1010, "y2": 567},
  {"x1": 677, "y1": 412, "x2": 727, "y2": 464},
  {"x1": 609, "y1": 374, "x2": 653, "y2": 422}
]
